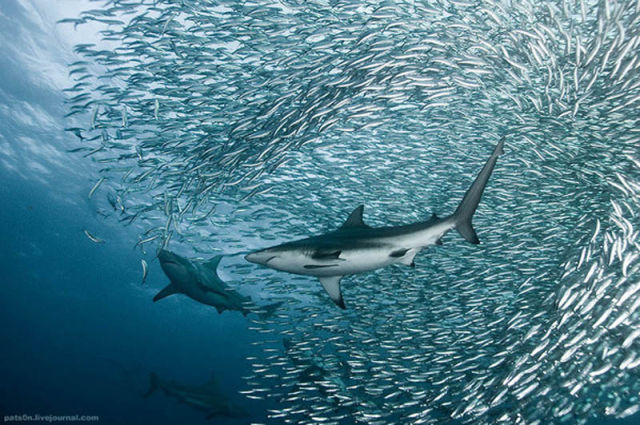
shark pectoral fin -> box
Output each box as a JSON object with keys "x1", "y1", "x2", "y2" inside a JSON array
[
  {"x1": 153, "y1": 283, "x2": 180, "y2": 302},
  {"x1": 341, "y1": 205, "x2": 370, "y2": 228},
  {"x1": 318, "y1": 276, "x2": 346, "y2": 309}
]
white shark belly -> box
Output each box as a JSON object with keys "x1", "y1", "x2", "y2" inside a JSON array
[
  {"x1": 338, "y1": 249, "x2": 396, "y2": 275},
  {"x1": 297, "y1": 246, "x2": 403, "y2": 277}
]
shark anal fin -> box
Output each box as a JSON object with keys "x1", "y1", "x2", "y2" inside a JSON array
[
  {"x1": 318, "y1": 276, "x2": 345, "y2": 309},
  {"x1": 312, "y1": 250, "x2": 342, "y2": 260},
  {"x1": 153, "y1": 283, "x2": 180, "y2": 302},
  {"x1": 341, "y1": 205, "x2": 370, "y2": 228}
]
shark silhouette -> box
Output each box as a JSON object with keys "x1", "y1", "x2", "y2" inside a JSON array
[{"x1": 246, "y1": 140, "x2": 504, "y2": 308}]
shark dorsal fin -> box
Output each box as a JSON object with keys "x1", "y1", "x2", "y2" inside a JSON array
[
  {"x1": 318, "y1": 276, "x2": 345, "y2": 309},
  {"x1": 341, "y1": 205, "x2": 368, "y2": 229},
  {"x1": 203, "y1": 255, "x2": 223, "y2": 272}
]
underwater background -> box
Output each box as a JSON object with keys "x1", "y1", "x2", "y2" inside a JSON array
[{"x1": 1, "y1": 1, "x2": 640, "y2": 424}]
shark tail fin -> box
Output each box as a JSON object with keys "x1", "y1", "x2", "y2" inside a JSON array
[
  {"x1": 453, "y1": 138, "x2": 504, "y2": 245},
  {"x1": 142, "y1": 373, "x2": 159, "y2": 398},
  {"x1": 257, "y1": 301, "x2": 284, "y2": 320}
]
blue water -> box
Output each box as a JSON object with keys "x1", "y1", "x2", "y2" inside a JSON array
[
  {"x1": 0, "y1": 2, "x2": 265, "y2": 423},
  {"x1": 1, "y1": 1, "x2": 639, "y2": 424}
]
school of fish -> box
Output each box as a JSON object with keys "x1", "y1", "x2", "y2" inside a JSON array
[{"x1": 63, "y1": 0, "x2": 640, "y2": 424}]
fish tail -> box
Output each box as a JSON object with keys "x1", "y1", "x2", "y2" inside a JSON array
[{"x1": 453, "y1": 138, "x2": 504, "y2": 244}]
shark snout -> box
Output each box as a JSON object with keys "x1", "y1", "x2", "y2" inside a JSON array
[
  {"x1": 157, "y1": 249, "x2": 190, "y2": 283},
  {"x1": 157, "y1": 249, "x2": 179, "y2": 265},
  {"x1": 245, "y1": 250, "x2": 277, "y2": 265}
]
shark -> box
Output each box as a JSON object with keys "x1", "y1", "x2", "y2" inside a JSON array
[
  {"x1": 245, "y1": 139, "x2": 504, "y2": 309},
  {"x1": 143, "y1": 372, "x2": 247, "y2": 420},
  {"x1": 154, "y1": 249, "x2": 281, "y2": 317}
]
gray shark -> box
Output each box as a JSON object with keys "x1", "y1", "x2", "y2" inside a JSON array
[
  {"x1": 154, "y1": 250, "x2": 280, "y2": 317},
  {"x1": 143, "y1": 372, "x2": 246, "y2": 420},
  {"x1": 245, "y1": 140, "x2": 504, "y2": 309}
]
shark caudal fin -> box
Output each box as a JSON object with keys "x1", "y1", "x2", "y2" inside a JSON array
[
  {"x1": 142, "y1": 373, "x2": 159, "y2": 398},
  {"x1": 453, "y1": 139, "x2": 504, "y2": 244}
]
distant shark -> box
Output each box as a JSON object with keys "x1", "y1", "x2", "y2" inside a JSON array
[
  {"x1": 143, "y1": 372, "x2": 246, "y2": 420},
  {"x1": 154, "y1": 250, "x2": 281, "y2": 317},
  {"x1": 245, "y1": 140, "x2": 504, "y2": 309}
]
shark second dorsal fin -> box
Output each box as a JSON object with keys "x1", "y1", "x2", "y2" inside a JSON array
[
  {"x1": 203, "y1": 255, "x2": 223, "y2": 272},
  {"x1": 153, "y1": 282, "x2": 180, "y2": 302},
  {"x1": 341, "y1": 205, "x2": 369, "y2": 229},
  {"x1": 318, "y1": 276, "x2": 346, "y2": 309}
]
